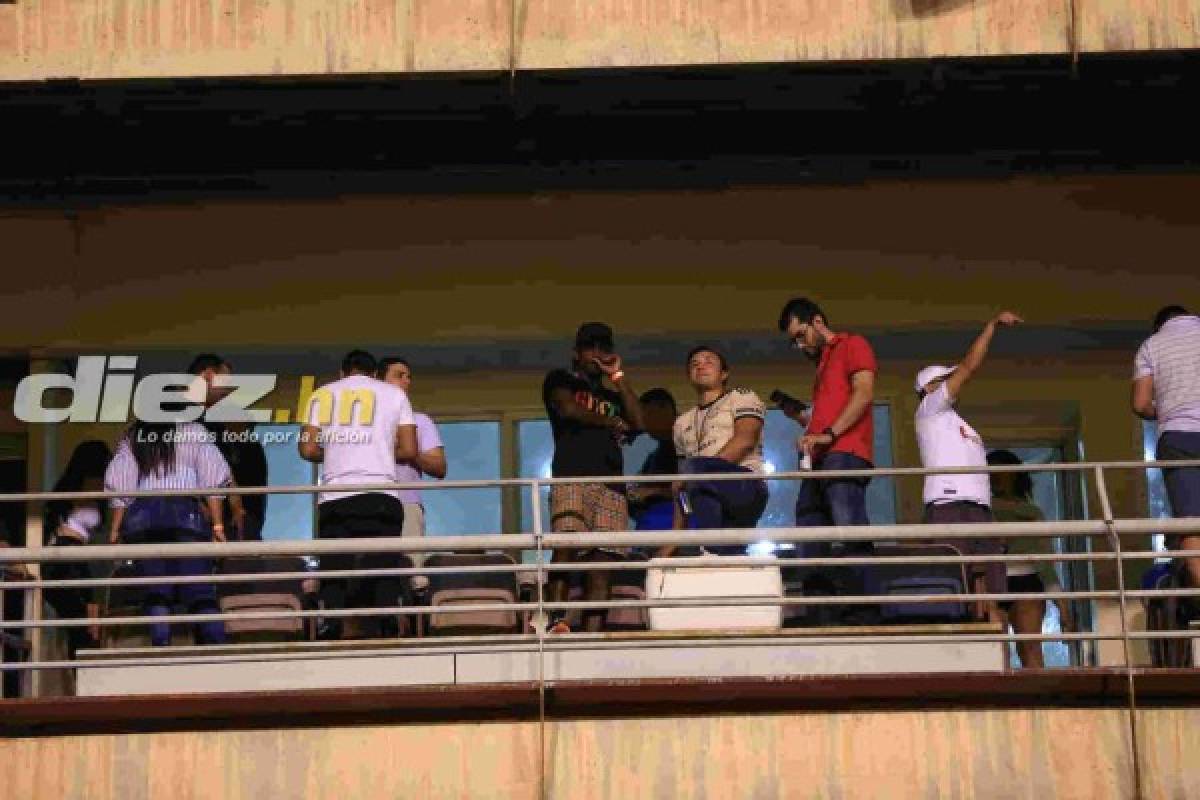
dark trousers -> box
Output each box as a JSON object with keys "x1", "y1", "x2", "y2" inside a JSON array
[
  {"x1": 795, "y1": 451, "x2": 873, "y2": 552},
  {"x1": 1159, "y1": 431, "x2": 1200, "y2": 524},
  {"x1": 1, "y1": 579, "x2": 25, "y2": 698},
  {"x1": 127, "y1": 528, "x2": 224, "y2": 647},
  {"x1": 317, "y1": 493, "x2": 407, "y2": 635},
  {"x1": 923, "y1": 501, "x2": 1005, "y2": 596},
  {"x1": 795, "y1": 452, "x2": 874, "y2": 600},
  {"x1": 43, "y1": 536, "x2": 98, "y2": 657},
  {"x1": 682, "y1": 457, "x2": 769, "y2": 555}
]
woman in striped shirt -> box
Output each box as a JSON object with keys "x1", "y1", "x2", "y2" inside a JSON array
[{"x1": 104, "y1": 420, "x2": 232, "y2": 647}]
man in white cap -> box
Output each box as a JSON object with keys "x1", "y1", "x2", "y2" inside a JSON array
[{"x1": 914, "y1": 311, "x2": 1022, "y2": 622}]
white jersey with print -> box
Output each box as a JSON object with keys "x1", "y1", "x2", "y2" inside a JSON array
[
  {"x1": 673, "y1": 388, "x2": 767, "y2": 473},
  {"x1": 915, "y1": 383, "x2": 991, "y2": 507},
  {"x1": 306, "y1": 374, "x2": 415, "y2": 504}
]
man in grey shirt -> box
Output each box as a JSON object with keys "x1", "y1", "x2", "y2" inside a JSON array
[{"x1": 1133, "y1": 305, "x2": 1200, "y2": 587}]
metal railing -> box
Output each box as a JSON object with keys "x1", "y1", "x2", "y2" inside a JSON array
[
  {"x1": 0, "y1": 459, "x2": 1197, "y2": 667},
  {"x1": 1, "y1": 459, "x2": 1197, "y2": 799}
]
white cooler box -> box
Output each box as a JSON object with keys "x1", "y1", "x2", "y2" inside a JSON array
[{"x1": 645, "y1": 556, "x2": 784, "y2": 631}]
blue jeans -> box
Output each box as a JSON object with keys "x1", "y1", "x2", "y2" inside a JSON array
[
  {"x1": 795, "y1": 452, "x2": 874, "y2": 596},
  {"x1": 634, "y1": 500, "x2": 676, "y2": 531},
  {"x1": 1159, "y1": 432, "x2": 1200, "y2": 533},
  {"x1": 682, "y1": 457, "x2": 769, "y2": 555},
  {"x1": 131, "y1": 528, "x2": 224, "y2": 647},
  {"x1": 633, "y1": 500, "x2": 676, "y2": 559}
]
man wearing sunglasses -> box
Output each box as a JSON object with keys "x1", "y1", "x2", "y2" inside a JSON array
[{"x1": 777, "y1": 297, "x2": 878, "y2": 614}]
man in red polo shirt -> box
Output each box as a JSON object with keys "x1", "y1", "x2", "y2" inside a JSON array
[{"x1": 778, "y1": 298, "x2": 877, "y2": 616}]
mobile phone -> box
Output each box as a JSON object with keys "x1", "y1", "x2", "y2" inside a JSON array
[{"x1": 770, "y1": 389, "x2": 809, "y2": 414}]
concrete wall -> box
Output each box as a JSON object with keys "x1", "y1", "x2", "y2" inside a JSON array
[
  {"x1": 2, "y1": 0, "x2": 1199, "y2": 81},
  {"x1": 2, "y1": 706, "x2": 1194, "y2": 798}
]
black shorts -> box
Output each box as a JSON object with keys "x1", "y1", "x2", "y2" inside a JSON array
[{"x1": 1001, "y1": 573, "x2": 1045, "y2": 611}]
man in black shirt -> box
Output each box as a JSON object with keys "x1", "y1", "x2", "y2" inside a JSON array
[
  {"x1": 541, "y1": 322, "x2": 644, "y2": 633},
  {"x1": 190, "y1": 354, "x2": 269, "y2": 540}
]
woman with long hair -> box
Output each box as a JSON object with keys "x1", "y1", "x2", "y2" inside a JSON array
[
  {"x1": 43, "y1": 440, "x2": 111, "y2": 657},
  {"x1": 989, "y1": 449, "x2": 1074, "y2": 669},
  {"x1": 105, "y1": 419, "x2": 231, "y2": 647}
]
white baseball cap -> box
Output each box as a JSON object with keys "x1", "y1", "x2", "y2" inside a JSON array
[{"x1": 915, "y1": 365, "x2": 956, "y2": 393}]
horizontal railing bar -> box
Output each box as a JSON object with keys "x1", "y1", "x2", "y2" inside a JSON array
[
  {"x1": 1123, "y1": 550, "x2": 1200, "y2": 560},
  {"x1": 543, "y1": 591, "x2": 1118, "y2": 610},
  {"x1": 0, "y1": 590, "x2": 1119, "y2": 630},
  {"x1": 1128, "y1": 630, "x2": 1200, "y2": 640},
  {"x1": 1113, "y1": 518, "x2": 1200, "y2": 535},
  {"x1": 0, "y1": 535, "x2": 534, "y2": 562},
  {"x1": 2, "y1": 527, "x2": 1192, "y2": 566},
  {"x1": 2, "y1": 458, "x2": 1199, "y2": 503},
  {"x1": 2, "y1": 604, "x2": 537, "y2": 629},
  {"x1": 0, "y1": 551, "x2": 1124, "y2": 591},
  {"x1": 1, "y1": 565, "x2": 519, "y2": 590},
  {"x1": 1127, "y1": 589, "x2": 1200, "y2": 599},
  {"x1": 7, "y1": 518, "x2": 1175, "y2": 563},
  {"x1": 541, "y1": 553, "x2": 1117, "y2": 571},
  {"x1": 541, "y1": 522, "x2": 1118, "y2": 549}
]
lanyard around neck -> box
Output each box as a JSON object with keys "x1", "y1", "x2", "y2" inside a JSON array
[{"x1": 692, "y1": 391, "x2": 728, "y2": 454}]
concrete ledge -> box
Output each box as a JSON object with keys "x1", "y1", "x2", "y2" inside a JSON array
[{"x1": 72, "y1": 627, "x2": 1006, "y2": 697}]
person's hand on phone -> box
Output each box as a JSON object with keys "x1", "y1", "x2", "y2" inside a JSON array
[
  {"x1": 772, "y1": 392, "x2": 811, "y2": 426},
  {"x1": 593, "y1": 353, "x2": 624, "y2": 381},
  {"x1": 783, "y1": 405, "x2": 811, "y2": 426}
]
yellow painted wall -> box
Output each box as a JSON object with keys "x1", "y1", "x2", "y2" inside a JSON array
[
  {"x1": 5, "y1": 174, "x2": 1192, "y2": 586},
  {"x1": 2, "y1": 175, "x2": 1197, "y2": 350}
]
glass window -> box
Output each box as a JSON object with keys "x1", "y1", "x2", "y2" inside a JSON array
[
  {"x1": 423, "y1": 421, "x2": 503, "y2": 536},
  {"x1": 1143, "y1": 421, "x2": 1171, "y2": 552},
  {"x1": 258, "y1": 424, "x2": 316, "y2": 541},
  {"x1": 517, "y1": 419, "x2": 554, "y2": 534}
]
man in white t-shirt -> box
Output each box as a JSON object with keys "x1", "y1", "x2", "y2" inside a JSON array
[
  {"x1": 670, "y1": 346, "x2": 768, "y2": 556},
  {"x1": 915, "y1": 311, "x2": 1021, "y2": 621},
  {"x1": 378, "y1": 357, "x2": 447, "y2": 587},
  {"x1": 299, "y1": 350, "x2": 417, "y2": 639}
]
